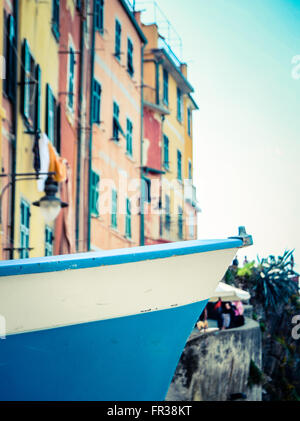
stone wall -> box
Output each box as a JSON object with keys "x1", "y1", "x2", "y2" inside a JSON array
[{"x1": 166, "y1": 317, "x2": 262, "y2": 401}]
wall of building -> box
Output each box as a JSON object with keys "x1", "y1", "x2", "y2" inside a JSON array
[
  {"x1": 166, "y1": 317, "x2": 262, "y2": 401},
  {"x1": 90, "y1": 0, "x2": 144, "y2": 251}
]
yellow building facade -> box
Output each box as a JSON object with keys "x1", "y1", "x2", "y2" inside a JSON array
[
  {"x1": 13, "y1": 1, "x2": 60, "y2": 259},
  {"x1": 141, "y1": 22, "x2": 198, "y2": 243}
]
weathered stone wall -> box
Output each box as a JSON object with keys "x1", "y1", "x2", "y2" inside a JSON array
[{"x1": 166, "y1": 317, "x2": 262, "y2": 401}]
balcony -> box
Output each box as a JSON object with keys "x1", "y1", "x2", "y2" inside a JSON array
[{"x1": 184, "y1": 180, "x2": 197, "y2": 208}]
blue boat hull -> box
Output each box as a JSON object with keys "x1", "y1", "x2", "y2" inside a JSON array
[{"x1": 0, "y1": 300, "x2": 207, "y2": 401}]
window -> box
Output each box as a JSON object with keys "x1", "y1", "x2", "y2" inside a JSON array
[
  {"x1": 127, "y1": 38, "x2": 134, "y2": 77},
  {"x1": 68, "y1": 47, "x2": 75, "y2": 110},
  {"x1": 126, "y1": 118, "x2": 133, "y2": 156},
  {"x1": 187, "y1": 107, "x2": 192, "y2": 136},
  {"x1": 20, "y1": 200, "x2": 30, "y2": 259},
  {"x1": 188, "y1": 160, "x2": 192, "y2": 180},
  {"x1": 177, "y1": 87, "x2": 182, "y2": 122},
  {"x1": 163, "y1": 135, "x2": 169, "y2": 169},
  {"x1": 112, "y1": 101, "x2": 125, "y2": 140},
  {"x1": 115, "y1": 19, "x2": 121, "y2": 60},
  {"x1": 143, "y1": 177, "x2": 151, "y2": 203},
  {"x1": 45, "y1": 226, "x2": 54, "y2": 256},
  {"x1": 188, "y1": 211, "x2": 195, "y2": 239},
  {"x1": 52, "y1": 0, "x2": 60, "y2": 41},
  {"x1": 4, "y1": 14, "x2": 16, "y2": 101},
  {"x1": 163, "y1": 68, "x2": 168, "y2": 105},
  {"x1": 92, "y1": 79, "x2": 101, "y2": 124},
  {"x1": 95, "y1": 0, "x2": 104, "y2": 33},
  {"x1": 21, "y1": 40, "x2": 41, "y2": 130},
  {"x1": 46, "y1": 84, "x2": 60, "y2": 152},
  {"x1": 178, "y1": 206, "x2": 183, "y2": 239},
  {"x1": 111, "y1": 189, "x2": 117, "y2": 228},
  {"x1": 91, "y1": 170, "x2": 100, "y2": 216},
  {"x1": 125, "y1": 198, "x2": 131, "y2": 239},
  {"x1": 165, "y1": 195, "x2": 170, "y2": 231},
  {"x1": 177, "y1": 150, "x2": 182, "y2": 181}
]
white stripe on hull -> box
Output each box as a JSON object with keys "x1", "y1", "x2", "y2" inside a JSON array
[{"x1": 0, "y1": 248, "x2": 238, "y2": 335}]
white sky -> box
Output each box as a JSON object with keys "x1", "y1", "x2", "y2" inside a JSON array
[{"x1": 136, "y1": 0, "x2": 300, "y2": 270}]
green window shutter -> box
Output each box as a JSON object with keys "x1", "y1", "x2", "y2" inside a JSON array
[
  {"x1": 177, "y1": 87, "x2": 182, "y2": 121},
  {"x1": 91, "y1": 170, "x2": 100, "y2": 215},
  {"x1": 188, "y1": 161, "x2": 192, "y2": 180},
  {"x1": 165, "y1": 195, "x2": 170, "y2": 231},
  {"x1": 22, "y1": 39, "x2": 30, "y2": 120},
  {"x1": 45, "y1": 225, "x2": 54, "y2": 256},
  {"x1": 127, "y1": 38, "x2": 134, "y2": 76},
  {"x1": 111, "y1": 189, "x2": 117, "y2": 228},
  {"x1": 68, "y1": 48, "x2": 75, "y2": 109},
  {"x1": 163, "y1": 68, "x2": 168, "y2": 105},
  {"x1": 115, "y1": 20, "x2": 121, "y2": 60},
  {"x1": 35, "y1": 65, "x2": 41, "y2": 132},
  {"x1": 178, "y1": 206, "x2": 183, "y2": 239},
  {"x1": 20, "y1": 200, "x2": 30, "y2": 259},
  {"x1": 125, "y1": 198, "x2": 131, "y2": 238},
  {"x1": 126, "y1": 118, "x2": 133, "y2": 156},
  {"x1": 187, "y1": 107, "x2": 191, "y2": 136},
  {"x1": 46, "y1": 84, "x2": 55, "y2": 143},
  {"x1": 92, "y1": 79, "x2": 101, "y2": 124},
  {"x1": 163, "y1": 135, "x2": 169, "y2": 169},
  {"x1": 177, "y1": 150, "x2": 182, "y2": 181},
  {"x1": 6, "y1": 14, "x2": 16, "y2": 101},
  {"x1": 95, "y1": 0, "x2": 104, "y2": 33},
  {"x1": 52, "y1": 0, "x2": 60, "y2": 41}
]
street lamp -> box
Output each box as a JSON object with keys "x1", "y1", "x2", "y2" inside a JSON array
[{"x1": 32, "y1": 176, "x2": 68, "y2": 224}]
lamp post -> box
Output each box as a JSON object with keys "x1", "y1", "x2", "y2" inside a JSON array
[
  {"x1": 32, "y1": 176, "x2": 68, "y2": 224},
  {"x1": 0, "y1": 172, "x2": 68, "y2": 226}
]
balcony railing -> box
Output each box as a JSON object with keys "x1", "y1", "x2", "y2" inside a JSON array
[{"x1": 184, "y1": 181, "x2": 197, "y2": 208}]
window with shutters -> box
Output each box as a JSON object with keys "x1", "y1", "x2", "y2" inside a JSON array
[
  {"x1": 127, "y1": 38, "x2": 134, "y2": 77},
  {"x1": 163, "y1": 135, "x2": 169, "y2": 170},
  {"x1": 68, "y1": 47, "x2": 75, "y2": 110},
  {"x1": 165, "y1": 195, "x2": 170, "y2": 231},
  {"x1": 187, "y1": 107, "x2": 192, "y2": 136},
  {"x1": 112, "y1": 101, "x2": 125, "y2": 141},
  {"x1": 177, "y1": 87, "x2": 182, "y2": 122},
  {"x1": 178, "y1": 206, "x2": 183, "y2": 239},
  {"x1": 20, "y1": 199, "x2": 30, "y2": 259},
  {"x1": 45, "y1": 226, "x2": 54, "y2": 256},
  {"x1": 163, "y1": 68, "x2": 168, "y2": 105},
  {"x1": 46, "y1": 84, "x2": 60, "y2": 152},
  {"x1": 111, "y1": 189, "x2": 117, "y2": 229},
  {"x1": 92, "y1": 79, "x2": 101, "y2": 124},
  {"x1": 52, "y1": 0, "x2": 60, "y2": 41},
  {"x1": 126, "y1": 118, "x2": 133, "y2": 156},
  {"x1": 91, "y1": 170, "x2": 100, "y2": 216},
  {"x1": 115, "y1": 19, "x2": 121, "y2": 60},
  {"x1": 4, "y1": 14, "x2": 16, "y2": 102},
  {"x1": 125, "y1": 198, "x2": 131, "y2": 239},
  {"x1": 177, "y1": 150, "x2": 182, "y2": 181},
  {"x1": 21, "y1": 39, "x2": 41, "y2": 132},
  {"x1": 95, "y1": 0, "x2": 104, "y2": 33}
]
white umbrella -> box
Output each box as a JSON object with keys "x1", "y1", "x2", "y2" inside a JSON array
[{"x1": 209, "y1": 281, "x2": 250, "y2": 302}]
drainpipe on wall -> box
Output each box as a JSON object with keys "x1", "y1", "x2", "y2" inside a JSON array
[
  {"x1": 140, "y1": 43, "x2": 146, "y2": 246},
  {"x1": 75, "y1": 9, "x2": 85, "y2": 252},
  {"x1": 87, "y1": 0, "x2": 96, "y2": 251},
  {"x1": 9, "y1": 0, "x2": 19, "y2": 260}
]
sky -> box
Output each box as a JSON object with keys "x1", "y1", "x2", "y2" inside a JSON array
[{"x1": 136, "y1": 0, "x2": 300, "y2": 270}]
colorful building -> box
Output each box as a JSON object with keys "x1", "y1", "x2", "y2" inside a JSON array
[
  {"x1": 137, "y1": 11, "x2": 199, "y2": 245},
  {"x1": 1, "y1": 0, "x2": 18, "y2": 260},
  {"x1": 87, "y1": 0, "x2": 147, "y2": 251},
  {"x1": 0, "y1": 0, "x2": 200, "y2": 261}
]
